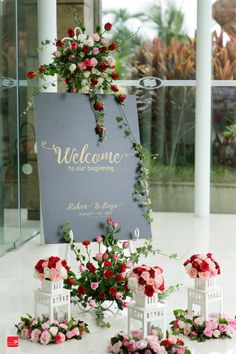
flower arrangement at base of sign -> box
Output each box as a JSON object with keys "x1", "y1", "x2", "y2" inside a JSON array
[
  {"x1": 16, "y1": 314, "x2": 89, "y2": 345},
  {"x1": 63, "y1": 218, "x2": 180, "y2": 328},
  {"x1": 34, "y1": 256, "x2": 70, "y2": 281},
  {"x1": 170, "y1": 309, "x2": 236, "y2": 342},
  {"x1": 183, "y1": 253, "x2": 220, "y2": 279},
  {"x1": 26, "y1": 10, "x2": 126, "y2": 143},
  {"x1": 108, "y1": 330, "x2": 191, "y2": 354}
]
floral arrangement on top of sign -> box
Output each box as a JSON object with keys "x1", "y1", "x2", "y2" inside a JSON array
[
  {"x1": 63, "y1": 217, "x2": 180, "y2": 328},
  {"x1": 34, "y1": 256, "x2": 70, "y2": 281},
  {"x1": 26, "y1": 11, "x2": 126, "y2": 143},
  {"x1": 108, "y1": 330, "x2": 191, "y2": 354},
  {"x1": 170, "y1": 309, "x2": 236, "y2": 342},
  {"x1": 183, "y1": 253, "x2": 221, "y2": 279},
  {"x1": 16, "y1": 314, "x2": 89, "y2": 346}
]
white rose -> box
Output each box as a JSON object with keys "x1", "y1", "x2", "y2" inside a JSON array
[
  {"x1": 69, "y1": 63, "x2": 76, "y2": 73},
  {"x1": 81, "y1": 85, "x2": 90, "y2": 93},
  {"x1": 81, "y1": 79, "x2": 88, "y2": 86},
  {"x1": 127, "y1": 277, "x2": 138, "y2": 291},
  {"x1": 78, "y1": 34, "x2": 87, "y2": 42},
  {"x1": 78, "y1": 43, "x2": 84, "y2": 48},
  {"x1": 194, "y1": 317, "x2": 204, "y2": 326},
  {"x1": 97, "y1": 78, "x2": 104, "y2": 86},
  {"x1": 178, "y1": 320, "x2": 185, "y2": 329},
  {"x1": 60, "y1": 266, "x2": 67, "y2": 278},
  {"x1": 84, "y1": 71, "x2": 90, "y2": 78},
  {"x1": 85, "y1": 37, "x2": 94, "y2": 47},
  {"x1": 44, "y1": 267, "x2": 50, "y2": 278},
  {"x1": 80, "y1": 53, "x2": 85, "y2": 58},
  {"x1": 49, "y1": 326, "x2": 58, "y2": 336},
  {"x1": 213, "y1": 329, "x2": 221, "y2": 338}
]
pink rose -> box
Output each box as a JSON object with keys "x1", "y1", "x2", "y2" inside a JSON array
[
  {"x1": 53, "y1": 50, "x2": 61, "y2": 57},
  {"x1": 229, "y1": 320, "x2": 236, "y2": 330},
  {"x1": 184, "y1": 323, "x2": 191, "y2": 335},
  {"x1": 113, "y1": 254, "x2": 119, "y2": 262},
  {"x1": 42, "y1": 261, "x2": 48, "y2": 268},
  {"x1": 71, "y1": 327, "x2": 80, "y2": 336},
  {"x1": 203, "y1": 327, "x2": 213, "y2": 337},
  {"x1": 188, "y1": 267, "x2": 198, "y2": 278},
  {"x1": 66, "y1": 330, "x2": 74, "y2": 339},
  {"x1": 93, "y1": 33, "x2": 100, "y2": 41},
  {"x1": 127, "y1": 342, "x2": 137, "y2": 352},
  {"x1": 112, "y1": 221, "x2": 118, "y2": 228},
  {"x1": 141, "y1": 271, "x2": 150, "y2": 282},
  {"x1": 40, "y1": 330, "x2": 51, "y2": 345},
  {"x1": 68, "y1": 54, "x2": 75, "y2": 60},
  {"x1": 126, "y1": 261, "x2": 133, "y2": 269},
  {"x1": 21, "y1": 328, "x2": 30, "y2": 339},
  {"x1": 49, "y1": 268, "x2": 61, "y2": 281},
  {"x1": 79, "y1": 264, "x2": 85, "y2": 272},
  {"x1": 116, "y1": 291, "x2": 123, "y2": 300},
  {"x1": 89, "y1": 299, "x2": 95, "y2": 307},
  {"x1": 96, "y1": 235, "x2": 103, "y2": 243},
  {"x1": 96, "y1": 252, "x2": 103, "y2": 261},
  {"x1": 168, "y1": 334, "x2": 177, "y2": 344},
  {"x1": 122, "y1": 241, "x2": 129, "y2": 249},
  {"x1": 122, "y1": 301, "x2": 129, "y2": 308},
  {"x1": 54, "y1": 332, "x2": 65, "y2": 344},
  {"x1": 177, "y1": 348, "x2": 185, "y2": 354},
  {"x1": 101, "y1": 38, "x2": 109, "y2": 44},
  {"x1": 38, "y1": 273, "x2": 45, "y2": 281},
  {"x1": 199, "y1": 271, "x2": 211, "y2": 280},
  {"x1": 93, "y1": 47, "x2": 99, "y2": 55},
  {"x1": 131, "y1": 329, "x2": 142, "y2": 339},
  {"x1": 31, "y1": 328, "x2": 41, "y2": 342},
  {"x1": 90, "y1": 57, "x2": 98, "y2": 67},
  {"x1": 137, "y1": 340, "x2": 147, "y2": 350},
  {"x1": 77, "y1": 62, "x2": 86, "y2": 70},
  {"x1": 112, "y1": 342, "x2": 122, "y2": 353},
  {"x1": 91, "y1": 282, "x2": 99, "y2": 290},
  {"x1": 219, "y1": 323, "x2": 228, "y2": 332},
  {"x1": 103, "y1": 252, "x2": 109, "y2": 260},
  {"x1": 84, "y1": 58, "x2": 92, "y2": 67},
  {"x1": 71, "y1": 41, "x2": 78, "y2": 50}
]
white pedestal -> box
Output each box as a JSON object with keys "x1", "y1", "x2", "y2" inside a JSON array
[
  {"x1": 128, "y1": 298, "x2": 167, "y2": 339},
  {"x1": 34, "y1": 288, "x2": 71, "y2": 323},
  {"x1": 188, "y1": 284, "x2": 223, "y2": 319}
]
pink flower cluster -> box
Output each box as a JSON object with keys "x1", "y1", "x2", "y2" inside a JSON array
[
  {"x1": 16, "y1": 314, "x2": 89, "y2": 345},
  {"x1": 183, "y1": 253, "x2": 220, "y2": 279},
  {"x1": 108, "y1": 330, "x2": 191, "y2": 354},
  {"x1": 127, "y1": 265, "x2": 165, "y2": 297},
  {"x1": 171, "y1": 310, "x2": 236, "y2": 341},
  {"x1": 34, "y1": 256, "x2": 70, "y2": 281}
]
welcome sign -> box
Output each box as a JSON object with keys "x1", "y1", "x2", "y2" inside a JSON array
[{"x1": 35, "y1": 93, "x2": 151, "y2": 243}]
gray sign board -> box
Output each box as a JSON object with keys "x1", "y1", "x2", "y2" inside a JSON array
[{"x1": 34, "y1": 93, "x2": 151, "y2": 244}]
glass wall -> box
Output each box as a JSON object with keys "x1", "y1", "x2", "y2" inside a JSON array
[{"x1": 102, "y1": 0, "x2": 197, "y2": 212}]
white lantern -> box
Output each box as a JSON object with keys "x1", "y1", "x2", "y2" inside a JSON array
[
  {"x1": 188, "y1": 277, "x2": 223, "y2": 319},
  {"x1": 34, "y1": 280, "x2": 71, "y2": 322},
  {"x1": 128, "y1": 292, "x2": 167, "y2": 339}
]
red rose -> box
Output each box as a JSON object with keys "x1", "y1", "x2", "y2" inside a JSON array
[
  {"x1": 82, "y1": 240, "x2": 91, "y2": 247},
  {"x1": 117, "y1": 93, "x2": 126, "y2": 102},
  {"x1": 104, "y1": 261, "x2": 112, "y2": 268},
  {"x1": 111, "y1": 72, "x2": 119, "y2": 80},
  {"x1": 138, "y1": 277, "x2": 146, "y2": 285},
  {"x1": 207, "y1": 252, "x2": 213, "y2": 259},
  {"x1": 87, "y1": 262, "x2": 96, "y2": 273},
  {"x1": 161, "y1": 340, "x2": 171, "y2": 349},
  {"x1": 119, "y1": 264, "x2": 126, "y2": 273},
  {"x1": 159, "y1": 282, "x2": 165, "y2": 291},
  {"x1": 124, "y1": 280, "x2": 128, "y2": 292},
  {"x1": 68, "y1": 277, "x2": 75, "y2": 285},
  {"x1": 144, "y1": 285, "x2": 155, "y2": 297},
  {"x1": 62, "y1": 259, "x2": 70, "y2": 272},
  {"x1": 99, "y1": 62, "x2": 108, "y2": 71},
  {"x1": 177, "y1": 339, "x2": 184, "y2": 346},
  {"x1": 191, "y1": 254, "x2": 198, "y2": 261},
  {"x1": 71, "y1": 41, "x2": 78, "y2": 50},
  {"x1": 149, "y1": 268, "x2": 155, "y2": 278},
  {"x1": 95, "y1": 125, "x2": 103, "y2": 136},
  {"x1": 111, "y1": 85, "x2": 119, "y2": 93},
  {"x1": 71, "y1": 87, "x2": 76, "y2": 93},
  {"x1": 56, "y1": 39, "x2": 63, "y2": 47},
  {"x1": 99, "y1": 291, "x2": 105, "y2": 300},
  {"x1": 35, "y1": 259, "x2": 44, "y2": 273},
  {"x1": 107, "y1": 217, "x2": 112, "y2": 224},
  {"x1": 192, "y1": 261, "x2": 199, "y2": 270},
  {"x1": 104, "y1": 22, "x2": 112, "y2": 31},
  {"x1": 199, "y1": 261, "x2": 209, "y2": 272},
  {"x1": 94, "y1": 101, "x2": 103, "y2": 111},
  {"x1": 108, "y1": 42, "x2": 117, "y2": 51},
  {"x1": 82, "y1": 45, "x2": 90, "y2": 53},
  {"x1": 48, "y1": 256, "x2": 60, "y2": 268},
  {"x1": 109, "y1": 287, "x2": 117, "y2": 297},
  {"x1": 133, "y1": 267, "x2": 143, "y2": 275},
  {"x1": 115, "y1": 275, "x2": 123, "y2": 282},
  {"x1": 67, "y1": 28, "x2": 75, "y2": 37},
  {"x1": 27, "y1": 71, "x2": 36, "y2": 79},
  {"x1": 77, "y1": 285, "x2": 87, "y2": 295},
  {"x1": 100, "y1": 46, "x2": 107, "y2": 52},
  {"x1": 65, "y1": 76, "x2": 71, "y2": 85},
  {"x1": 103, "y1": 252, "x2": 109, "y2": 260},
  {"x1": 91, "y1": 77, "x2": 98, "y2": 85},
  {"x1": 215, "y1": 262, "x2": 220, "y2": 269},
  {"x1": 103, "y1": 269, "x2": 114, "y2": 279},
  {"x1": 38, "y1": 66, "x2": 45, "y2": 74}
]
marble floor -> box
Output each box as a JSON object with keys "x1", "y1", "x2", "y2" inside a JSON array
[{"x1": 0, "y1": 213, "x2": 236, "y2": 354}]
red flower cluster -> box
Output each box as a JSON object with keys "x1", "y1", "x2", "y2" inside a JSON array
[
  {"x1": 128, "y1": 265, "x2": 165, "y2": 297},
  {"x1": 34, "y1": 256, "x2": 69, "y2": 281},
  {"x1": 184, "y1": 253, "x2": 220, "y2": 279}
]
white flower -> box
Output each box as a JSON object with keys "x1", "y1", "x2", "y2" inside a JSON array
[
  {"x1": 44, "y1": 267, "x2": 50, "y2": 278},
  {"x1": 81, "y1": 79, "x2": 88, "y2": 86},
  {"x1": 194, "y1": 317, "x2": 205, "y2": 326},
  {"x1": 127, "y1": 277, "x2": 138, "y2": 291},
  {"x1": 213, "y1": 329, "x2": 221, "y2": 338},
  {"x1": 178, "y1": 320, "x2": 185, "y2": 329},
  {"x1": 97, "y1": 78, "x2": 104, "y2": 86},
  {"x1": 69, "y1": 63, "x2": 76, "y2": 73},
  {"x1": 81, "y1": 85, "x2": 90, "y2": 93},
  {"x1": 78, "y1": 34, "x2": 87, "y2": 42},
  {"x1": 83, "y1": 71, "x2": 90, "y2": 78},
  {"x1": 80, "y1": 53, "x2": 85, "y2": 58},
  {"x1": 60, "y1": 266, "x2": 67, "y2": 278},
  {"x1": 84, "y1": 37, "x2": 94, "y2": 47},
  {"x1": 49, "y1": 326, "x2": 58, "y2": 336},
  {"x1": 226, "y1": 327, "x2": 236, "y2": 337}
]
